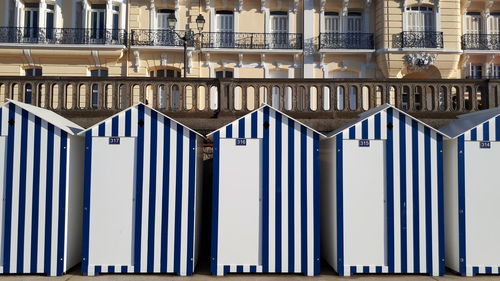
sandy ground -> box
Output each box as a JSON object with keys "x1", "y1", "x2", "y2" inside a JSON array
[{"x1": 1, "y1": 262, "x2": 500, "y2": 281}]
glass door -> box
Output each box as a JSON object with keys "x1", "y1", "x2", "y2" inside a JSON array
[
  {"x1": 46, "y1": 4, "x2": 55, "y2": 40},
  {"x1": 270, "y1": 12, "x2": 288, "y2": 48},
  {"x1": 24, "y1": 3, "x2": 39, "y2": 42},
  {"x1": 90, "y1": 4, "x2": 106, "y2": 43},
  {"x1": 157, "y1": 9, "x2": 175, "y2": 45},
  {"x1": 216, "y1": 11, "x2": 234, "y2": 48}
]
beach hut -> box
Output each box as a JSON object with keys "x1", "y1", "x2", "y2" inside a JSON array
[
  {"x1": 320, "y1": 104, "x2": 445, "y2": 277},
  {"x1": 207, "y1": 104, "x2": 325, "y2": 276},
  {"x1": 80, "y1": 103, "x2": 204, "y2": 276},
  {"x1": 440, "y1": 107, "x2": 500, "y2": 276},
  {"x1": 0, "y1": 100, "x2": 84, "y2": 276}
]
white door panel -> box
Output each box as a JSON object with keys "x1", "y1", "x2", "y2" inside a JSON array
[
  {"x1": 89, "y1": 137, "x2": 136, "y2": 266},
  {"x1": 0, "y1": 137, "x2": 6, "y2": 267},
  {"x1": 465, "y1": 141, "x2": 500, "y2": 266},
  {"x1": 218, "y1": 138, "x2": 262, "y2": 265},
  {"x1": 343, "y1": 139, "x2": 387, "y2": 267}
]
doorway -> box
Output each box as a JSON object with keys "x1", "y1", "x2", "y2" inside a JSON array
[{"x1": 218, "y1": 138, "x2": 262, "y2": 265}]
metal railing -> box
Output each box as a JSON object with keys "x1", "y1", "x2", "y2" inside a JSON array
[
  {"x1": 130, "y1": 29, "x2": 194, "y2": 47},
  {"x1": 393, "y1": 31, "x2": 444, "y2": 48},
  {"x1": 201, "y1": 32, "x2": 303, "y2": 49},
  {"x1": 0, "y1": 27, "x2": 127, "y2": 45},
  {"x1": 319, "y1": 33, "x2": 374, "y2": 49},
  {"x1": 462, "y1": 34, "x2": 500, "y2": 50}
]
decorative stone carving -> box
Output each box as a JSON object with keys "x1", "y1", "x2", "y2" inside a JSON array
[
  {"x1": 237, "y1": 53, "x2": 243, "y2": 68},
  {"x1": 320, "y1": 0, "x2": 326, "y2": 12},
  {"x1": 342, "y1": 0, "x2": 349, "y2": 16},
  {"x1": 133, "y1": 50, "x2": 140, "y2": 72},
  {"x1": 160, "y1": 53, "x2": 168, "y2": 66},
  {"x1": 403, "y1": 53, "x2": 437, "y2": 71}
]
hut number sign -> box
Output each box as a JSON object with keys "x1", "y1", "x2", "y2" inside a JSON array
[
  {"x1": 109, "y1": 137, "x2": 121, "y2": 145},
  {"x1": 480, "y1": 141, "x2": 491, "y2": 149},
  {"x1": 359, "y1": 140, "x2": 370, "y2": 147},
  {"x1": 236, "y1": 139, "x2": 247, "y2": 146}
]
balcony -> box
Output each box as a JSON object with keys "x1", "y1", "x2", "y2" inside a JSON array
[
  {"x1": 319, "y1": 33, "x2": 374, "y2": 49},
  {"x1": 393, "y1": 31, "x2": 444, "y2": 48},
  {"x1": 130, "y1": 29, "x2": 194, "y2": 47},
  {"x1": 201, "y1": 32, "x2": 302, "y2": 49},
  {"x1": 462, "y1": 34, "x2": 500, "y2": 50},
  {"x1": 0, "y1": 27, "x2": 127, "y2": 45}
]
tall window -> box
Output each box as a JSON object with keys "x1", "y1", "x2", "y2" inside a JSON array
[
  {"x1": 90, "y1": 69, "x2": 108, "y2": 109},
  {"x1": 346, "y1": 12, "x2": 362, "y2": 33},
  {"x1": 46, "y1": 4, "x2": 55, "y2": 40},
  {"x1": 465, "y1": 12, "x2": 482, "y2": 34},
  {"x1": 491, "y1": 65, "x2": 500, "y2": 78},
  {"x1": 90, "y1": 4, "x2": 106, "y2": 41},
  {"x1": 216, "y1": 11, "x2": 234, "y2": 47},
  {"x1": 469, "y1": 65, "x2": 482, "y2": 79},
  {"x1": 25, "y1": 68, "x2": 42, "y2": 105},
  {"x1": 270, "y1": 11, "x2": 288, "y2": 48},
  {"x1": 157, "y1": 9, "x2": 174, "y2": 29},
  {"x1": 405, "y1": 6, "x2": 435, "y2": 32},
  {"x1": 325, "y1": 12, "x2": 340, "y2": 33},
  {"x1": 111, "y1": 5, "x2": 119, "y2": 40},
  {"x1": 489, "y1": 13, "x2": 500, "y2": 33},
  {"x1": 24, "y1": 3, "x2": 39, "y2": 39},
  {"x1": 151, "y1": 68, "x2": 182, "y2": 108}
]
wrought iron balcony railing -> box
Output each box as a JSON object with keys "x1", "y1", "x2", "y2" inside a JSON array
[
  {"x1": 462, "y1": 34, "x2": 500, "y2": 50},
  {"x1": 318, "y1": 33, "x2": 374, "y2": 49},
  {"x1": 130, "y1": 29, "x2": 194, "y2": 47},
  {"x1": 201, "y1": 32, "x2": 303, "y2": 49},
  {"x1": 0, "y1": 27, "x2": 127, "y2": 45},
  {"x1": 393, "y1": 31, "x2": 444, "y2": 48}
]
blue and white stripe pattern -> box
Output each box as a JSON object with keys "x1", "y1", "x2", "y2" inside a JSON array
[
  {"x1": 332, "y1": 106, "x2": 445, "y2": 277},
  {"x1": 0, "y1": 102, "x2": 74, "y2": 276},
  {"x1": 455, "y1": 116, "x2": 500, "y2": 276},
  {"x1": 81, "y1": 103, "x2": 202, "y2": 276},
  {"x1": 209, "y1": 105, "x2": 322, "y2": 276}
]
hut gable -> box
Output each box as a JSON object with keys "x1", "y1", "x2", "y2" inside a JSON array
[{"x1": 440, "y1": 107, "x2": 500, "y2": 141}]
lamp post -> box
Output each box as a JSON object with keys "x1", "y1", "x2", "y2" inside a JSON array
[{"x1": 167, "y1": 14, "x2": 205, "y2": 78}]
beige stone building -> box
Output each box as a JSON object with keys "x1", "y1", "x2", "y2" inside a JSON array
[{"x1": 0, "y1": 0, "x2": 498, "y2": 81}]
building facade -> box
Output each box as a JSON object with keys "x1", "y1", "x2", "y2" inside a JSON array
[{"x1": 0, "y1": 0, "x2": 498, "y2": 81}]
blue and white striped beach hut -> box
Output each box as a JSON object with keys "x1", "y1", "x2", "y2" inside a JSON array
[
  {"x1": 320, "y1": 104, "x2": 445, "y2": 277},
  {"x1": 80, "y1": 103, "x2": 204, "y2": 276},
  {"x1": 440, "y1": 107, "x2": 500, "y2": 276},
  {"x1": 207, "y1": 104, "x2": 325, "y2": 276},
  {"x1": 0, "y1": 100, "x2": 84, "y2": 276}
]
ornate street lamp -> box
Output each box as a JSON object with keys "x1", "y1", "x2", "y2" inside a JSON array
[{"x1": 167, "y1": 14, "x2": 205, "y2": 78}]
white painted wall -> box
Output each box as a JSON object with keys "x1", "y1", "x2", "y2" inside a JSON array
[{"x1": 0, "y1": 136, "x2": 6, "y2": 267}]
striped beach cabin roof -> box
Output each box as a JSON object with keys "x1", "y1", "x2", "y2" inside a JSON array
[
  {"x1": 0, "y1": 100, "x2": 84, "y2": 276},
  {"x1": 208, "y1": 104, "x2": 325, "y2": 276},
  {"x1": 321, "y1": 104, "x2": 446, "y2": 277},
  {"x1": 80, "y1": 103, "x2": 204, "y2": 276},
  {"x1": 440, "y1": 107, "x2": 500, "y2": 276}
]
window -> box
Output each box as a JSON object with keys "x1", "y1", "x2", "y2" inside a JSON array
[
  {"x1": 469, "y1": 65, "x2": 482, "y2": 79},
  {"x1": 46, "y1": 4, "x2": 55, "y2": 40},
  {"x1": 270, "y1": 11, "x2": 288, "y2": 48},
  {"x1": 490, "y1": 13, "x2": 500, "y2": 33},
  {"x1": 405, "y1": 6, "x2": 435, "y2": 32},
  {"x1": 150, "y1": 68, "x2": 181, "y2": 78},
  {"x1": 24, "y1": 3, "x2": 39, "y2": 39},
  {"x1": 157, "y1": 9, "x2": 174, "y2": 29},
  {"x1": 25, "y1": 68, "x2": 42, "y2": 104},
  {"x1": 216, "y1": 11, "x2": 234, "y2": 47},
  {"x1": 347, "y1": 12, "x2": 362, "y2": 33},
  {"x1": 25, "y1": 68, "x2": 42, "y2": 76},
  {"x1": 90, "y1": 4, "x2": 106, "y2": 40},
  {"x1": 491, "y1": 65, "x2": 500, "y2": 78},
  {"x1": 325, "y1": 12, "x2": 340, "y2": 33},
  {"x1": 465, "y1": 12, "x2": 482, "y2": 34},
  {"x1": 112, "y1": 5, "x2": 119, "y2": 40},
  {"x1": 90, "y1": 69, "x2": 108, "y2": 109}
]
